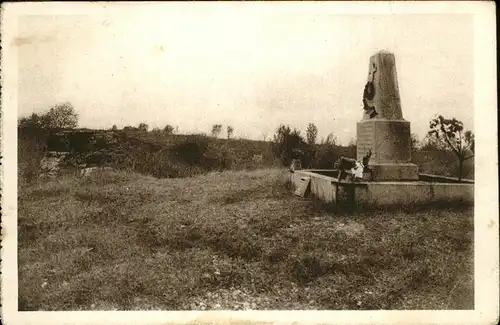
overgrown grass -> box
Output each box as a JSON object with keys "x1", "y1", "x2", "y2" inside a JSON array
[{"x1": 18, "y1": 168, "x2": 473, "y2": 310}]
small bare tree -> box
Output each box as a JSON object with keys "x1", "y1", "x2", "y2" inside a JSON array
[
  {"x1": 428, "y1": 115, "x2": 474, "y2": 180},
  {"x1": 227, "y1": 125, "x2": 234, "y2": 139}
]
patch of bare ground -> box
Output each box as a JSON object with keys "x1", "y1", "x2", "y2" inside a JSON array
[{"x1": 18, "y1": 168, "x2": 473, "y2": 310}]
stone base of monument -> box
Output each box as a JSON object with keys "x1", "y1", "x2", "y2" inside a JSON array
[
  {"x1": 357, "y1": 120, "x2": 419, "y2": 181},
  {"x1": 289, "y1": 169, "x2": 473, "y2": 210},
  {"x1": 368, "y1": 163, "x2": 419, "y2": 181}
]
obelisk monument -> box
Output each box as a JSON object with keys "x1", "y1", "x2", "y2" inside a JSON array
[{"x1": 357, "y1": 51, "x2": 419, "y2": 181}]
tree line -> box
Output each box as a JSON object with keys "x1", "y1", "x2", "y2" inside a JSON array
[{"x1": 18, "y1": 102, "x2": 475, "y2": 180}]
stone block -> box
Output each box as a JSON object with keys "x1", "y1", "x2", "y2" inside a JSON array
[
  {"x1": 368, "y1": 163, "x2": 419, "y2": 181},
  {"x1": 357, "y1": 119, "x2": 413, "y2": 163},
  {"x1": 357, "y1": 118, "x2": 418, "y2": 181},
  {"x1": 354, "y1": 182, "x2": 474, "y2": 207}
]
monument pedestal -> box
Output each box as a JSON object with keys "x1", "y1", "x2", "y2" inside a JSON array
[
  {"x1": 367, "y1": 163, "x2": 419, "y2": 181},
  {"x1": 357, "y1": 119, "x2": 418, "y2": 181}
]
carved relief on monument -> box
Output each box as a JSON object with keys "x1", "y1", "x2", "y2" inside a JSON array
[{"x1": 362, "y1": 62, "x2": 378, "y2": 119}]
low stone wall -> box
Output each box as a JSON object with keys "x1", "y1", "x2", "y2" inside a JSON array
[
  {"x1": 354, "y1": 181, "x2": 474, "y2": 208},
  {"x1": 290, "y1": 169, "x2": 474, "y2": 209},
  {"x1": 418, "y1": 173, "x2": 474, "y2": 184},
  {"x1": 310, "y1": 174, "x2": 338, "y2": 204}
]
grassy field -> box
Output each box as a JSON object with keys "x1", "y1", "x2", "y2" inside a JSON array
[{"x1": 18, "y1": 168, "x2": 473, "y2": 310}]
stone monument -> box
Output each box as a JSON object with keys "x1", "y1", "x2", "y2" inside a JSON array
[{"x1": 357, "y1": 50, "x2": 419, "y2": 181}]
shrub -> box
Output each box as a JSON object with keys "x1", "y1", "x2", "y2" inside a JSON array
[
  {"x1": 272, "y1": 125, "x2": 310, "y2": 167},
  {"x1": 203, "y1": 143, "x2": 234, "y2": 171},
  {"x1": 313, "y1": 143, "x2": 342, "y2": 169},
  {"x1": 18, "y1": 128, "x2": 49, "y2": 183},
  {"x1": 171, "y1": 136, "x2": 210, "y2": 166}
]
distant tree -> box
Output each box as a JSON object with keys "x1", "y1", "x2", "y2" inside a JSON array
[
  {"x1": 19, "y1": 103, "x2": 78, "y2": 131},
  {"x1": 313, "y1": 132, "x2": 339, "y2": 169},
  {"x1": 428, "y1": 115, "x2": 474, "y2": 180},
  {"x1": 42, "y1": 102, "x2": 78, "y2": 130},
  {"x1": 151, "y1": 127, "x2": 161, "y2": 133},
  {"x1": 306, "y1": 123, "x2": 318, "y2": 145},
  {"x1": 272, "y1": 124, "x2": 308, "y2": 166},
  {"x1": 18, "y1": 103, "x2": 78, "y2": 182},
  {"x1": 164, "y1": 124, "x2": 174, "y2": 135},
  {"x1": 421, "y1": 133, "x2": 448, "y2": 151},
  {"x1": 324, "y1": 133, "x2": 337, "y2": 145},
  {"x1": 18, "y1": 113, "x2": 48, "y2": 183},
  {"x1": 18, "y1": 113, "x2": 45, "y2": 131},
  {"x1": 211, "y1": 124, "x2": 222, "y2": 138},
  {"x1": 111, "y1": 125, "x2": 118, "y2": 131},
  {"x1": 227, "y1": 125, "x2": 234, "y2": 139},
  {"x1": 348, "y1": 137, "x2": 357, "y2": 148},
  {"x1": 18, "y1": 103, "x2": 79, "y2": 151},
  {"x1": 123, "y1": 126, "x2": 137, "y2": 132},
  {"x1": 138, "y1": 123, "x2": 149, "y2": 132}
]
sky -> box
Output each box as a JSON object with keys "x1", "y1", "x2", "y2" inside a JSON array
[{"x1": 16, "y1": 5, "x2": 474, "y2": 145}]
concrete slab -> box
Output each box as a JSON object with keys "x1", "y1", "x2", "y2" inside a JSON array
[{"x1": 294, "y1": 176, "x2": 311, "y2": 197}]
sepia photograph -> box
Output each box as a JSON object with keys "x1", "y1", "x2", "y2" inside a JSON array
[{"x1": 1, "y1": 1, "x2": 498, "y2": 324}]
